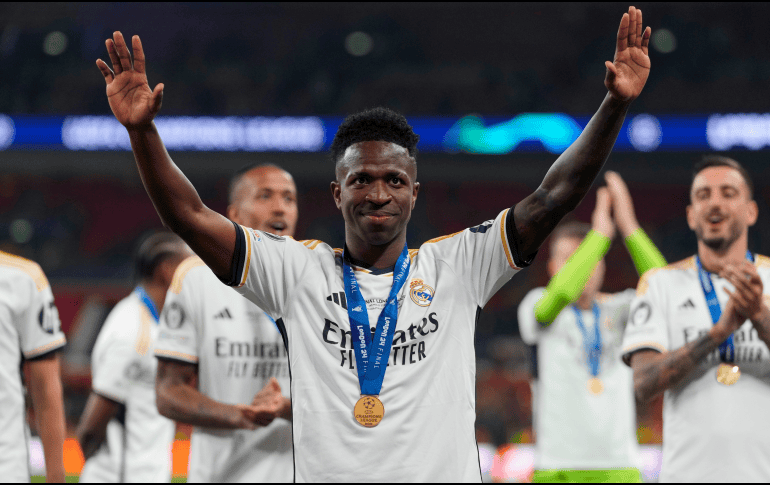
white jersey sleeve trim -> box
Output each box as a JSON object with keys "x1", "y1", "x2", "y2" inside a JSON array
[
  {"x1": 23, "y1": 337, "x2": 66, "y2": 359},
  {"x1": 154, "y1": 348, "x2": 199, "y2": 364}
]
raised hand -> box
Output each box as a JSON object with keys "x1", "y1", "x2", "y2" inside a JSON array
[
  {"x1": 591, "y1": 187, "x2": 616, "y2": 240},
  {"x1": 604, "y1": 170, "x2": 640, "y2": 237},
  {"x1": 605, "y1": 6, "x2": 651, "y2": 102},
  {"x1": 96, "y1": 32, "x2": 163, "y2": 129}
]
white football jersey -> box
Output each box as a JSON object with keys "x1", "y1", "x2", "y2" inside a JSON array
[
  {"x1": 225, "y1": 208, "x2": 526, "y2": 482},
  {"x1": 518, "y1": 288, "x2": 638, "y2": 470},
  {"x1": 80, "y1": 289, "x2": 174, "y2": 483},
  {"x1": 155, "y1": 256, "x2": 293, "y2": 483},
  {"x1": 0, "y1": 252, "x2": 65, "y2": 482},
  {"x1": 621, "y1": 255, "x2": 770, "y2": 482}
]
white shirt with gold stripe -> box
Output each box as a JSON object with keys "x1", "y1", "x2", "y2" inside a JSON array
[
  {"x1": 80, "y1": 289, "x2": 174, "y2": 483},
  {"x1": 0, "y1": 252, "x2": 65, "y2": 482},
  {"x1": 155, "y1": 256, "x2": 293, "y2": 483},
  {"x1": 223, "y1": 208, "x2": 529, "y2": 482},
  {"x1": 621, "y1": 255, "x2": 770, "y2": 482}
]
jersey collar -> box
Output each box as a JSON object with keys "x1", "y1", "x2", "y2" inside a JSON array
[{"x1": 134, "y1": 286, "x2": 160, "y2": 323}]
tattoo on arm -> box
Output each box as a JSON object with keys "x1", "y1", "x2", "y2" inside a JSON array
[
  {"x1": 632, "y1": 334, "x2": 718, "y2": 404},
  {"x1": 155, "y1": 358, "x2": 244, "y2": 429}
]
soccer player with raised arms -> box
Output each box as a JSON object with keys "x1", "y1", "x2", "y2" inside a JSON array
[
  {"x1": 154, "y1": 163, "x2": 295, "y2": 483},
  {"x1": 96, "y1": 7, "x2": 651, "y2": 481},
  {"x1": 622, "y1": 156, "x2": 770, "y2": 482},
  {"x1": 518, "y1": 171, "x2": 666, "y2": 483}
]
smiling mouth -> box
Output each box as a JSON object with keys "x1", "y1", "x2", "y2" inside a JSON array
[{"x1": 267, "y1": 220, "x2": 287, "y2": 233}]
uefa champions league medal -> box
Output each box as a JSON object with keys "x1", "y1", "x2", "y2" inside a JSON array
[
  {"x1": 696, "y1": 252, "x2": 753, "y2": 386},
  {"x1": 587, "y1": 377, "x2": 604, "y2": 395},
  {"x1": 343, "y1": 244, "x2": 410, "y2": 427},
  {"x1": 354, "y1": 395, "x2": 385, "y2": 427},
  {"x1": 572, "y1": 304, "x2": 604, "y2": 396},
  {"x1": 716, "y1": 363, "x2": 741, "y2": 386}
]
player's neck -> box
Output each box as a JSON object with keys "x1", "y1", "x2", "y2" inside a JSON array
[
  {"x1": 575, "y1": 292, "x2": 596, "y2": 310},
  {"x1": 141, "y1": 281, "x2": 169, "y2": 314},
  {"x1": 345, "y1": 232, "x2": 407, "y2": 270},
  {"x1": 697, "y1": 236, "x2": 749, "y2": 275}
]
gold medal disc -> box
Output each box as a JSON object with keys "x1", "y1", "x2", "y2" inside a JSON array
[
  {"x1": 716, "y1": 363, "x2": 741, "y2": 386},
  {"x1": 354, "y1": 395, "x2": 385, "y2": 428},
  {"x1": 587, "y1": 377, "x2": 604, "y2": 395}
]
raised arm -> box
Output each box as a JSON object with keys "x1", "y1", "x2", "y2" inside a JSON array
[
  {"x1": 534, "y1": 188, "x2": 615, "y2": 325},
  {"x1": 514, "y1": 7, "x2": 651, "y2": 258},
  {"x1": 96, "y1": 32, "x2": 235, "y2": 278},
  {"x1": 630, "y1": 295, "x2": 743, "y2": 404},
  {"x1": 155, "y1": 359, "x2": 290, "y2": 429},
  {"x1": 604, "y1": 170, "x2": 667, "y2": 275}
]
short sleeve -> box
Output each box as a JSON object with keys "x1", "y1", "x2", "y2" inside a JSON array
[
  {"x1": 621, "y1": 269, "x2": 670, "y2": 366},
  {"x1": 15, "y1": 269, "x2": 66, "y2": 359},
  {"x1": 226, "y1": 223, "x2": 313, "y2": 317},
  {"x1": 517, "y1": 288, "x2": 547, "y2": 345},
  {"x1": 427, "y1": 208, "x2": 530, "y2": 307},
  {"x1": 155, "y1": 258, "x2": 205, "y2": 364},
  {"x1": 91, "y1": 310, "x2": 139, "y2": 404}
]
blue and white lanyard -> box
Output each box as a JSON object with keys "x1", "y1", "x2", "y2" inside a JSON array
[{"x1": 571, "y1": 303, "x2": 602, "y2": 377}]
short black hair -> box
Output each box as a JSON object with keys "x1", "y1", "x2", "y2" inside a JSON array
[
  {"x1": 691, "y1": 155, "x2": 754, "y2": 199},
  {"x1": 227, "y1": 163, "x2": 284, "y2": 205},
  {"x1": 330, "y1": 107, "x2": 420, "y2": 165},
  {"x1": 134, "y1": 231, "x2": 186, "y2": 283}
]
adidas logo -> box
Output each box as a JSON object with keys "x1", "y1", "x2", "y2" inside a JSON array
[
  {"x1": 326, "y1": 291, "x2": 348, "y2": 310},
  {"x1": 679, "y1": 299, "x2": 695, "y2": 310},
  {"x1": 214, "y1": 308, "x2": 233, "y2": 319}
]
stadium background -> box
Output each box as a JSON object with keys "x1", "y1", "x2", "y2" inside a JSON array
[{"x1": 3, "y1": 2, "x2": 770, "y2": 482}]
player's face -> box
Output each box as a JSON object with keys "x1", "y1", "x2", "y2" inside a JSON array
[
  {"x1": 548, "y1": 236, "x2": 605, "y2": 300},
  {"x1": 687, "y1": 166, "x2": 757, "y2": 252},
  {"x1": 227, "y1": 167, "x2": 298, "y2": 237},
  {"x1": 331, "y1": 141, "x2": 419, "y2": 247}
]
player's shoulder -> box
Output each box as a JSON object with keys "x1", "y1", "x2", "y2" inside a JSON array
[
  {"x1": 754, "y1": 254, "x2": 770, "y2": 270},
  {"x1": 169, "y1": 255, "x2": 209, "y2": 295},
  {"x1": 0, "y1": 250, "x2": 49, "y2": 291},
  {"x1": 636, "y1": 256, "x2": 695, "y2": 295},
  {"x1": 101, "y1": 293, "x2": 143, "y2": 337}
]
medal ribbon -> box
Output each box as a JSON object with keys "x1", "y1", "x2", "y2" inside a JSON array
[
  {"x1": 695, "y1": 250, "x2": 754, "y2": 363},
  {"x1": 343, "y1": 244, "x2": 410, "y2": 396},
  {"x1": 571, "y1": 303, "x2": 602, "y2": 377},
  {"x1": 135, "y1": 286, "x2": 159, "y2": 323}
]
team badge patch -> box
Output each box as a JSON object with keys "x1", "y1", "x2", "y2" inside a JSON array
[
  {"x1": 164, "y1": 302, "x2": 186, "y2": 329},
  {"x1": 409, "y1": 279, "x2": 434, "y2": 307}
]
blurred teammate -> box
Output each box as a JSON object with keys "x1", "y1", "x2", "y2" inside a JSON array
[
  {"x1": 96, "y1": 7, "x2": 651, "y2": 481},
  {"x1": 0, "y1": 251, "x2": 66, "y2": 482},
  {"x1": 518, "y1": 171, "x2": 666, "y2": 483},
  {"x1": 622, "y1": 156, "x2": 770, "y2": 482},
  {"x1": 76, "y1": 232, "x2": 190, "y2": 482},
  {"x1": 154, "y1": 164, "x2": 295, "y2": 482}
]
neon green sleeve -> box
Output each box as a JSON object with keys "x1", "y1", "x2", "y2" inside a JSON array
[
  {"x1": 624, "y1": 227, "x2": 667, "y2": 276},
  {"x1": 534, "y1": 230, "x2": 611, "y2": 325}
]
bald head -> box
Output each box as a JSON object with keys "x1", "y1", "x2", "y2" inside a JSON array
[{"x1": 226, "y1": 164, "x2": 298, "y2": 237}]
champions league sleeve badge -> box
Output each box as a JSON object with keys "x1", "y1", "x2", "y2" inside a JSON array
[{"x1": 409, "y1": 279, "x2": 434, "y2": 307}]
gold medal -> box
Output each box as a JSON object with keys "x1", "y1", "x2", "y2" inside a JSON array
[
  {"x1": 587, "y1": 377, "x2": 604, "y2": 395},
  {"x1": 354, "y1": 395, "x2": 384, "y2": 428},
  {"x1": 716, "y1": 363, "x2": 741, "y2": 386}
]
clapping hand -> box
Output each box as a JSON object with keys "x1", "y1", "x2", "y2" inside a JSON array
[
  {"x1": 96, "y1": 32, "x2": 163, "y2": 129},
  {"x1": 605, "y1": 6, "x2": 651, "y2": 102},
  {"x1": 604, "y1": 171, "x2": 640, "y2": 238},
  {"x1": 591, "y1": 187, "x2": 616, "y2": 240}
]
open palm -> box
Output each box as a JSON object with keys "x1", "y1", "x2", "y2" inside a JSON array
[
  {"x1": 605, "y1": 6, "x2": 651, "y2": 102},
  {"x1": 96, "y1": 32, "x2": 163, "y2": 129}
]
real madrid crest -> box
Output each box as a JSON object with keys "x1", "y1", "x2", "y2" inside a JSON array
[{"x1": 409, "y1": 279, "x2": 434, "y2": 307}]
